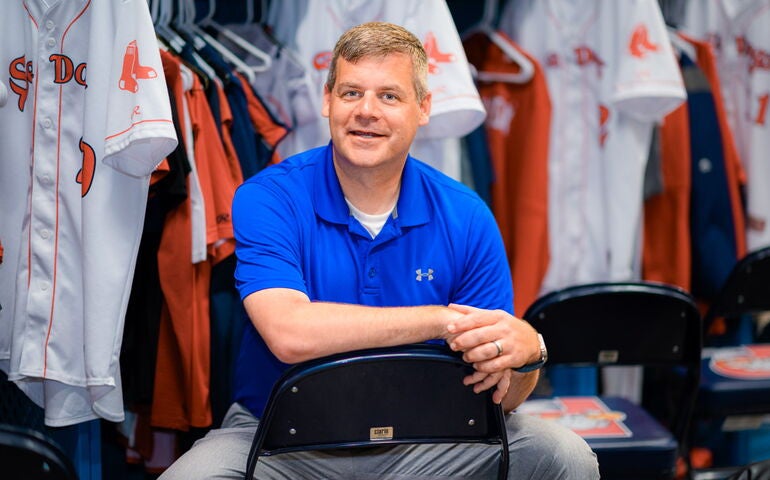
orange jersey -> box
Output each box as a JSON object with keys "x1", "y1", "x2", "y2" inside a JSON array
[
  {"x1": 642, "y1": 103, "x2": 692, "y2": 289},
  {"x1": 464, "y1": 31, "x2": 551, "y2": 315}
]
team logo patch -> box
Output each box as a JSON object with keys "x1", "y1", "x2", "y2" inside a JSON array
[
  {"x1": 8, "y1": 55, "x2": 34, "y2": 111},
  {"x1": 574, "y1": 46, "x2": 605, "y2": 68},
  {"x1": 709, "y1": 344, "x2": 770, "y2": 380},
  {"x1": 313, "y1": 51, "x2": 332, "y2": 71},
  {"x1": 629, "y1": 24, "x2": 659, "y2": 58},
  {"x1": 736, "y1": 36, "x2": 770, "y2": 72},
  {"x1": 599, "y1": 104, "x2": 610, "y2": 146},
  {"x1": 119, "y1": 40, "x2": 157, "y2": 92},
  {"x1": 76, "y1": 138, "x2": 96, "y2": 197},
  {"x1": 423, "y1": 32, "x2": 454, "y2": 74},
  {"x1": 482, "y1": 95, "x2": 515, "y2": 134}
]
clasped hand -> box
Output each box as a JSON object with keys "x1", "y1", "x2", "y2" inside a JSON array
[{"x1": 445, "y1": 304, "x2": 539, "y2": 405}]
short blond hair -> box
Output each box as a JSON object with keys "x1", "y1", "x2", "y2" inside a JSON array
[{"x1": 326, "y1": 22, "x2": 429, "y2": 103}]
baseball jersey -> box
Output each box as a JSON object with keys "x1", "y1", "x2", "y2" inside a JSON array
[
  {"x1": 463, "y1": 31, "x2": 552, "y2": 316},
  {"x1": 682, "y1": 0, "x2": 770, "y2": 251},
  {"x1": 0, "y1": 1, "x2": 177, "y2": 426},
  {"x1": 265, "y1": 0, "x2": 486, "y2": 177},
  {"x1": 231, "y1": 143, "x2": 513, "y2": 416},
  {"x1": 499, "y1": 0, "x2": 686, "y2": 292}
]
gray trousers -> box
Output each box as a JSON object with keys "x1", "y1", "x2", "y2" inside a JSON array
[{"x1": 159, "y1": 402, "x2": 599, "y2": 479}]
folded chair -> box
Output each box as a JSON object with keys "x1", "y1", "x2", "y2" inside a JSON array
[
  {"x1": 244, "y1": 343, "x2": 509, "y2": 479},
  {"x1": 694, "y1": 246, "x2": 770, "y2": 469},
  {"x1": 519, "y1": 282, "x2": 702, "y2": 480},
  {"x1": 0, "y1": 423, "x2": 78, "y2": 480}
]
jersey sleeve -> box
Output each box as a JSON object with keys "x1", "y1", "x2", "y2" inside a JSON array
[
  {"x1": 391, "y1": 0, "x2": 486, "y2": 139},
  {"x1": 232, "y1": 179, "x2": 309, "y2": 300},
  {"x1": 610, "y1": 0, "x2": 686, "y2": 121},
  {"x1": 451, "y1": 200, "x2": 515, "y2": 315},
  {"x1": 101, "y1": 0, "x2": 177, "y2": 177}
]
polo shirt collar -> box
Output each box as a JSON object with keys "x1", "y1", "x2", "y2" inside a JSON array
[{"x1": 314, "y1": 142, "x2": 432, "y2": 228}]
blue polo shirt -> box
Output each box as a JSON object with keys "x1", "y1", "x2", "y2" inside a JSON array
[{"x1": 231, "y1": 142, "x2": 513, "y2": 416}]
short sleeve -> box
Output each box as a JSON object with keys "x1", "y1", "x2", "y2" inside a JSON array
[
  {"x1": 610, "y1": 0, "x2": 686, "y2": 121},
  {"x1": 102, "y1": 0, "x2": 177, "y2": 177},
  {"x1": 232, "y1": 180, "x2": 309, "y2": 300}
]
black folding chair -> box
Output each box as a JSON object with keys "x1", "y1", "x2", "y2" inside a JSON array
[
  {"x1": 698, "y1": 246, "x2": 770, "y2": 416},
  {"x1": 244, "y1": 343, "x2": 509, "y2": 479},
  {"x1": 693, "y1": 246, "x2": 770, "y2": 470},
  {"x1": 520, "y1": 282, "x2": 702, "y2": 480},
  {"x1": 0, "y1": 423, "x2": 78, "y2": 480}
]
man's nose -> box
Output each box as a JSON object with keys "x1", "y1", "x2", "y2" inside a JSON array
[{"x1": 355, "y1": 92, "x2": 379, "y2": 118}]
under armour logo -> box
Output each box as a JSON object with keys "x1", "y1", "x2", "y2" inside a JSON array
[{"x1": 415, "y1": 268, "x2": 434, "y2": 281}]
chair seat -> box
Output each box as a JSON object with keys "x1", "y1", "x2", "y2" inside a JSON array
[
  {"x1": 520, "y1": 396, "x2": 678, "y2": 479},
  {"x1": 699, "y1": 345, "x2": 770, "y2": 415}
]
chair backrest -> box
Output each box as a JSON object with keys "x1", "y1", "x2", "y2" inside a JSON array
[
  {"x1": 703, "y1": 246, "x2": 770, "y2": 331},
  {"x1": 245, "y1": 343, "x2": 509, "y2": 479},
  {"x1": 0, "y1": 424, "x2": 78, "y2": 480},
  {"x1": 522, "y1": 282, "x2": 702, "y2": 445}
]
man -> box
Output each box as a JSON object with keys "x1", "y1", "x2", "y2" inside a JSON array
[{"x1": 160, "y1": 22, "x2": 598, "y2": 479}]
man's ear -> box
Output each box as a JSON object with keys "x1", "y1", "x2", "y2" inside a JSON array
[
  {"x1": 419, "y1": 91, "x2": 432, "y2": 126},
  {"x1": 322, "y1": 84, "x2": 331, "y2": 118}
]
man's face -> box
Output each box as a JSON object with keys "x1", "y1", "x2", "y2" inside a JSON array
[{"x1": 322, "y1": 53, "x2": 431, "y2": 173}]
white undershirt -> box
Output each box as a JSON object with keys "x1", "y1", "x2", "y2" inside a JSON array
[{"x1": 345, "y1": 198, "x2": 396, "y2": 239}]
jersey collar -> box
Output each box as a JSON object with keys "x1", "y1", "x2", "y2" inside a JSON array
[{"x1": 314, "y1": 142, "x2": 431, "y2": 228}]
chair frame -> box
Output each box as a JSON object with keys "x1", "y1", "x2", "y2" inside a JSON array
[
  {"x1": 244, "y1": 343, "x2": 509, "y2": 480},
  {"x1": 702, "y1": 246, "x2": 770, "y2": 337}
]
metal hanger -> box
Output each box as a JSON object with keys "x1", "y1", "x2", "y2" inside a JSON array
[
  {"x1": 199, "y1": 0, "x2": 272, "y2": 73},
  {"x1": 176, "y1": 0, "x2": 260, "y2": 84},
  {"x1": 463, "y1": 0, "x2": 534, "y2": 84}
]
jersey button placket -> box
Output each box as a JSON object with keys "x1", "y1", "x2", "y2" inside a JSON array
[
  {"x1": 27, "y1": 27, "x2": 59, "y2": 322},
  {"x1": 362, "y1": 245, "x2": 381, "y2": 300}
]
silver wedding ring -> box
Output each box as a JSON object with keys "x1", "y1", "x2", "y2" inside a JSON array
[{"x1": 492, "y1": 340, "x2": 503, "y2": 357}]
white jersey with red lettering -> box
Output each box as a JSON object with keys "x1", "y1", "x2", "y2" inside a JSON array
[
  {"x1": 499, "y1": 0, "x2": 685, "y2": 292},
  {"x1": 0, "y1": 0, "x2": 177, "y2": 426},
  {"x1": 683, "y1": 0, "x2": 770, "y2": 251},
  {"x1": 265, "y1": 0, "x2": 485, "y2": 176}
]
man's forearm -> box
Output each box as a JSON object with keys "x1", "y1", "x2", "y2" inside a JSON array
[{"x1": 243, "y1": 288, "x2": 460, "y2": 364}]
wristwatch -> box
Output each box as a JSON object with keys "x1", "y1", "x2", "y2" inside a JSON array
[{"x1": 513, "y1": 333, "x2": 548, "y2": 372}]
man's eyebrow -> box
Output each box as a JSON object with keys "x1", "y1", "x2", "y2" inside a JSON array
[
  {"x1": 335, "y1": 81, "x2": 408, "y2": 94},
  {"x1": 335, "y1": 81, "x2": 360, "y2": 90}
]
